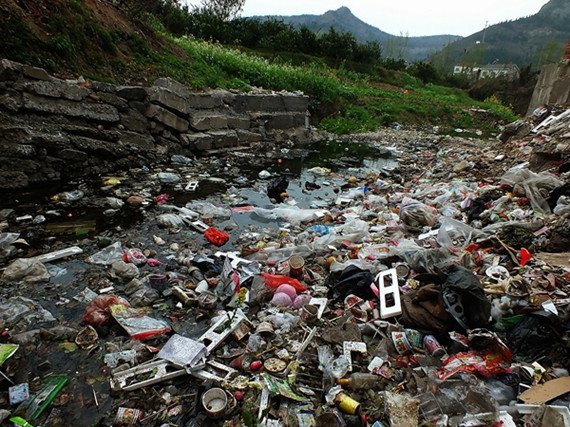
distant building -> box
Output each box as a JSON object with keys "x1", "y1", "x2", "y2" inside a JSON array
[
  {"x1": 453, "y1": 63, "x2": 520, "y2": 81},
  {"x1": 565, "y1": 37, "x2": 570, "y2": 60}
]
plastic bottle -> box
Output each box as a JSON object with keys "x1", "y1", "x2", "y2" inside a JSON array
[{"x1": 337, "y1": 373, "x2": 383, "y2": 390}]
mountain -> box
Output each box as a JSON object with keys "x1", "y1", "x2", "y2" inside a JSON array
[
  {"x1": 257, "y1": 7, "x2": 462, "y2": 62},
  {"x1": 430, "y1": 0, "x2": 570, "y2": 69}
]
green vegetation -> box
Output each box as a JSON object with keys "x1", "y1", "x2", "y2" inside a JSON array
[{"x1": 0, "y1": 0, "x2": 518, "y2": 136}]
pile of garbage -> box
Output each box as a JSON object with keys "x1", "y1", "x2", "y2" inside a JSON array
[
  {"x1": 0, "y1": 133, "x2": 568, "y2": 426},
  {"x1": 501, "y1": 105, "x2": 570, "y2": 174}
]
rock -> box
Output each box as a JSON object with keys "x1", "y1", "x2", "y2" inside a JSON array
[
  {"x1": 154, "y1": 77, "x2": 191, "y2": 98},
  {"x1": 148, "y1": 86, "x2": 190, "y2": 115},
  {"x1": 59, "y1": 148, "x2": 88, "y2": 162},
  {"x1": 180, "y1": 133, "x2": 213, "y2": 151},
  {"x1": 189, "y1": 112, "x2": 228, "y2": 131},
  {"x1": 145, "y1": 104, "x2": 189, "y2": 132},
  {"x1": 186, "y1": 92, "x2": 224, "y2": 109},
  {"x1": 237, "y1": 130, "x2": 263, "y2": 144},
  {"x1": 228, "y1": 116, "x2": 251, "y2": 130},
  {"x1": 117, "y1": 86, "x2": 147, "y2": 101},
  {"x1": 0, "y1": 170, "x2": 29, "y2": 190},
  {"x1": 210, "y1": 130, "x2": 238, "y2": 148},
  {"x1": 500, "y1": 119, "x2": 532, "y2": 142},
  {"x1": 119, "y1": 132, "x2": 155, "y2": 151},
  {"x1": 23, "y1": 80, "x2": 90, "y2": 101},
  {"x1": 453, "y1": 159, "x2": 470, "y2": 172},
  {"x1": 0, "y1": 58, "x2": 23, "y2": 81},
  {"x1": 23, "y1": 93, "x2": 120, "y2": 122},
  {"x1": 120, "y1": 110, "x2": 148, "y2": 133},
  {"x1": 252, "y1": 112, "x2": 307, "y2": 130},
  {"x1": 157, "y1": 172, "x2": 180, "y2": 184},
  {"x1": 91, "y1": 80, "x2": 117, "y2": 93},
  {"x1": 0, "y1": 89, "x2": 23, "y2": 111}
]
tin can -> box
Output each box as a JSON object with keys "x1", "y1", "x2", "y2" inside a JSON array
[
  {"x1": 334, "y1": 392, "x2": 361, "y2": 415},
  {"x1": 114, "y1": 407, "x2": 143, "y2": 426},
  {"x1": 423, "y1": 335, "x2": 445, "y2": 357},
  {"x1": 391, "y1": 331, "x2": 412, "y2": 355},
  {"x1": 404, "y1": 329, "x2": 423, "y2": 348},
  {"x1": 288, "y1": 255, "x2": 305, "y2": 278}
]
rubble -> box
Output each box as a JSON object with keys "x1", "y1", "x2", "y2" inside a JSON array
[{"x1": 0, "y1": 120, "x2": 568, "y2": 427}]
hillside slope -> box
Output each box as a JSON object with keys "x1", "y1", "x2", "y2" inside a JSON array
[
  {"x1": 430, "y1": 0, "x2": 569, "y2": 69},
  {"x1": 0, "y1": 0, "x2": 179, "y2": 84},
  {"x1": 257, "y1": 7, "x2": 462, "y2": 62}
]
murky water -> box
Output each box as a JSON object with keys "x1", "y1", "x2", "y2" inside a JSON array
[{"x1": 0, "y1": 139, "x2": 398, "y2": 425}]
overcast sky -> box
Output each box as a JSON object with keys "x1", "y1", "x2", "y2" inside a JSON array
[{"x1": 183, "y1": 0, "x2": 550, "y2": 37}]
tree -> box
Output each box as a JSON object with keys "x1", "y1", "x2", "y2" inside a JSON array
[{"x1": 196, "y1": 0, "x2": 245, "y2": 21}]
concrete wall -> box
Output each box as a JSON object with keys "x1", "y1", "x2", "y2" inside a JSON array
[
  {"x1": 0, "y1": 58, "x2": 311, "y2": 189},
  {"x1": 527, "y1": 60, "x2": 570, "y2": 115}
]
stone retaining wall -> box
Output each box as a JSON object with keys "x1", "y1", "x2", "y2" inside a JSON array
[
  {"x1": 527, "y1": 60, "x2": 570, "y2": 115},
  {"x1": 0, "y1": 58, "x2": 311, "y2": 189}
]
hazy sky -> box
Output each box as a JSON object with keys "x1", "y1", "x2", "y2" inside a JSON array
[{"x1": 183, "y1": 0, "x2": 550, "y2": 37}]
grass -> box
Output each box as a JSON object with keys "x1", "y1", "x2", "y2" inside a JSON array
[{"x1": 0, "y1": 3, "x2": 518, "y2": 136}]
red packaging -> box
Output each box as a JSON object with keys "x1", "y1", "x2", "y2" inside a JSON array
[{"x1": 204, "y1": 227, "x2": 229, "y2": 246}]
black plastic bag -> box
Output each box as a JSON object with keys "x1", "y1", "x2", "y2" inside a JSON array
[
  {"x1": 326, "y1": 265, "x2": 376, "y2": 301},
  {"x1": 267, "y1": 176, "x2": 289, "y2": 202},
  {"x1": 441, "y1": 265, "x2": 491, "y2": 330},
  {"x1": 506, "y1": 312, "x2": 566, "y2": 365}
]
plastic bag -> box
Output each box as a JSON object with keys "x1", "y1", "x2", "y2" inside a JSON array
[
  {"x1": 326, "y1": 265, "x2": 375, "y2": 301},
  {"x1": 312, "y1": 219, "x2": 369, "y2": 249},
  {"x1": 500, "y1": 165, "x2": 563, "y2": 214},
  {"x1": 123, "y1": 248, "x2": 147, "y2": 265},
  {"x1": 399, "y1": 198, "x2": 438, "y2": 228},
  {"x1": 252, "y1": 206, "x2": 328, "y2": 225},
  {"x1": 553, "y1": 196, "x2": 570, "y2": 216},
  {"x1": 82, "y1": 294, "x2": 128, "y2": 326},
  {"x1": 2, "y1": 258, "x2": 50, "y2": 283},
  {"x1": 267, "y1": 176, "x2": 289, "y2": 201},
  {"x1": 437, "y1": 218, "x2": 486, "y2": 250},
  {"x1": 156, "y1": 213, "x2": 186, "y2": 228},
  {"x1": 204, "y1": 227, "x2": 229, "y2": 246},
  {"x1": 392, "y1": 239, "x2": 455, "y2": 274},
  {"x1": 86, "y1": 242, "x2": 123, "y2": 265},
  {"x1": 109, "y1": 304, "x2": 171, "y2": 340},
  {"x1": 262, "y1": 273, "x2": 307, "y2": 293},
  {"x1": 185, "y1": 201, "x2": 230, "y2": 219},
  {"x1": 442, "y1": 265, "x2": 491, "y2": 330}
]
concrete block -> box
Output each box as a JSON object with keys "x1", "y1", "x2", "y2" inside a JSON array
[
  {"x1": 209, "y1": 130, "x2": 238, "y2": 148},
  {"x1": 23, "y1": 80, "x2": 90, "y2": 101},
  {"x1": 23, "y1": 66, "x2": 52, "y2": 81},
  {"x1": 187, "y1": 93, "x2": 224, "y2": 109},
  {"x1": 154, "y1": 77, "x2": 191, "y2": 98},
  {"x1": 0, "y1": 59, "x2": 23, "y2": 81},
  {"x1": 92, "y1": 92, "x2": 129, "y2": 111},
  {"x1": 59, "y1": 149, "x2": 88, "y2": 162},
  {"x1": 236, "y1": 130, "x2": 263, "y2": 144},
  {"x1": 91, "y1": 80, "x2": 117, "y2": 93},
  {"x1": 282, "y1": 95, "x2": 310, "y2": 112},
  {"x1": 180, "y1": 133, "x2": 213, "y2": 151},
  {"x1": 119, "y1": 132, "x2": 155, "y2": 151},
  {"x1": 253, "y1": 112, "x2": 307, "y2": 130},
  {"x1": 23, "y1": 93, "x2": 120, "y2": 122},
  {"x1": 70, "y1": 136, "x2": 128, "y2": 158},
  {"x1": 120, "y1": 110, "x2": 148, "y2": 133},
  {"x1": 117, "y1": 86, "x2": 147, "y2": 101},
  {"x1": 0, "y1": 90, "x2": 23, "y2": 112},
  {"x1": 145, "y1": 104, "x2": 189, "y2": 132},
  {"x1": 228, "y1": 116, "x2": 250, "y2": 129},
  {"x1": 0, "y1": 170, "x2": 29, "y2": 189},
  {"x1": 148, "y1": 86, "x2": 190, "y2": 115},
  {"x1": 189, "y1": 112, "x2": 228, "y2": 131}
]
